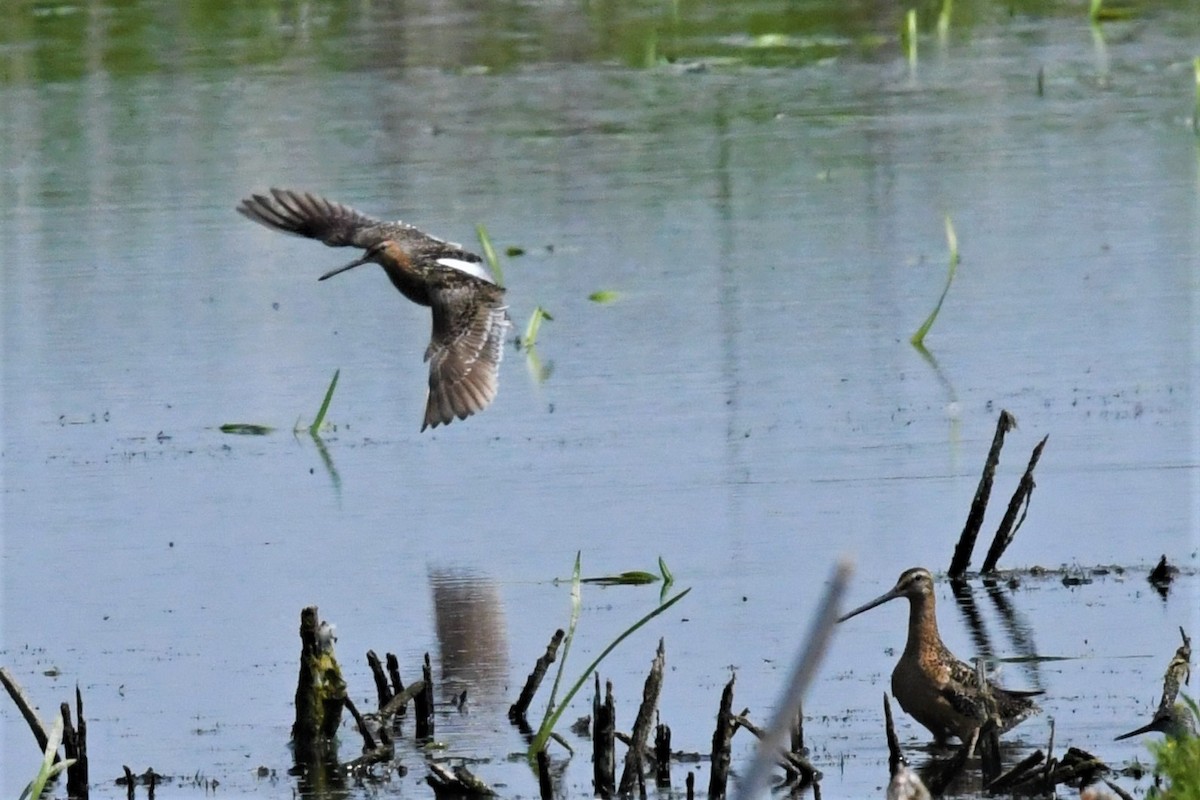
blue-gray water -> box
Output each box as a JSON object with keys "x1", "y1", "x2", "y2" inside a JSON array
[{"x1": 2, "y1": 1, "x2": 1197, "y2": 797}]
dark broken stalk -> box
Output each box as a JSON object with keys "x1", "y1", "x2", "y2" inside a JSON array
[
  {"x1": 416, "y1": 653, "x2": 435, "y2": 740},
  {"x1": 427, "y1": 763, "x2": 496, "y2": 798},
  {"x1": 982, "y1": 434, "x2": 1048, "y2": 573},
  {"x1": 342, "y1": 694, "x2": 377, "y2": 751},
  {"x1": 654, "y1": 720, "x2": 672, "y2": 788},
  {"x1": 618, "y1": 638, "x2": 666, "y2": 794},
  {"x1": 708, "y1": 675, "x2": 736, "y2": 800},
  {"x1": 986, "y1": 750, "x2": 1045, "y2": 792},
  {"x1": 884, "y1": 694, "x2": 902, "y2": 777},
  {"x1": 386, "y1": 653, "x2": 406, "y2": 716},
  {"x1": 510, "y1": 629, "x2": 566, "y2": 723},
  {"x1": 949, "y1": 410, "x2": 1016, "y2": 580},
  {"x1": 62, "y1": 686, "x2": 88, "y2": 800},
  {"x1": 592, "y1": 675, "x2": 616, "y2": 799},
  {"x1": 367, "y1": 650, "x2": 393, "y2": 710},
  {"x1": 536, "y1": 749, "x2": 554, "y2": 800}
]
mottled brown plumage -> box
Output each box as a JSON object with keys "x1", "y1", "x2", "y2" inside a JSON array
[
  {"x1": 237, "y1": 188, "x2": 510, "y2": 431},
  {"x1": 839, "y1": 567, "x2": 1041, "y2": 744}
]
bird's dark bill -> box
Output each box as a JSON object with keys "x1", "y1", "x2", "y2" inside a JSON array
[{"x1": 319, "y1": 255, "x2": 372, "y2": 281}]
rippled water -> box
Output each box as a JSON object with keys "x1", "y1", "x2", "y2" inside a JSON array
[{"x1": 2, "y1": 1, "x2": 1197, "y2": 797}]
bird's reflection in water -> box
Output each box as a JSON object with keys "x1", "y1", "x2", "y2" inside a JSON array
[{"x1": 430, "y1": 568, "x2": 509, "y2": 707}]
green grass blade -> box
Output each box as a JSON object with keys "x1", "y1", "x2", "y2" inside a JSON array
[
  {"x1": 522, "y1": 307, "x2": 553, "y2": 350},
  {"x1": 658, "y1": 557, "x2": 674, "y2": 586},
  {"x1": 543, "y1": 553, "x2": 583, "y2": 722},
  {"x1": 22, "y1": 711, "x2": 74, "y2": 800},
  {"x1": 476, "y1": 224, "x2": 505, "y2": 287},
  {"x1": 1194, "y1": 57, "x2": 1200, "y2": 135},
  {"x1": 308, "y1": 369, "x2": 340, "y2": 437},
  {"x1": 529, "y1": 585, "x2": 691, "y2": 757},
  {"x1": 910, "y1": 216, "x2": 960, "y2": 347}
]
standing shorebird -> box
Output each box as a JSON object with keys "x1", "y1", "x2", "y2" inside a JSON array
[
  {"x1": 237, "y1": 188, "x2": 510, "y2": 431},
  {"x1": 839, "y1": 567, "x2": 1041, "y2": 744}
]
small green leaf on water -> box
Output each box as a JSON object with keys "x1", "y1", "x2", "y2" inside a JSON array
[
  {"x1": 588, "y1": 290, "x2": 620, "y2": 304},
  {"x1": 505, "y1": 246, "x2": 526, "y2": 257},
  {"x1": 580, "y1": 571, "x2": 659, "y2": 586},
  {"x1": 658, "y1": 556, "x2": 674, "y2": 586},
  {"x1": 220, "y1": 423, "x2": 274, "y2": 435}
]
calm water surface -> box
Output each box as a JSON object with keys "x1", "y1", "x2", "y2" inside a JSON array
[{"x1": 2, "y1": 1, "x2": 1197, "y2": 797}]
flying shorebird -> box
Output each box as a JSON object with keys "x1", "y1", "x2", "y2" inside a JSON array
[
  {"x1": 237, "y1": 188, "x2": 510, "y2": 431},
  {"x1": 839, "y1": 567, "x2": 1042, "y2": 744}
]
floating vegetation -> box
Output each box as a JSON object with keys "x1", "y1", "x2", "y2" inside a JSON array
[
  {"x1": 475, "y1": 224, "x2": 505, "y2": 287},
  {"x1": 505, "y1": 246, "x2": 525, "y2": 257},
  {"x1": 588, "y1": 290, "x2": 620, "y2": 304},
  {"x1": 521, "y1": 306, "x2": 553, "y2": 351},
  {"x1": 219, "y1": 423, "x2": 274, "y2": 436},
  {"x1": 580, "y1": 570, "x2": 659, "y2": 586},
  {"x1": 306, "y1": 369, "x2": 339, "y2": 437},
  {"x1": 910, "y1": 216, "x2": 959, "y2": 348}
]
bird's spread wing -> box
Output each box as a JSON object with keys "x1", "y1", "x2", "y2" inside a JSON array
[
  {"x1": 237, "y1": 188, "x2": 385, "y2": 249},
  {"x1": 422, "y1": 280, "x2": 510, "y2": 430}
]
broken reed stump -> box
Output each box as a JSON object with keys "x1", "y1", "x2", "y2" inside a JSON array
[
  {"x1": 510, "y1": 628, "x2": 565, "y2": 723},
  {"x1": 416, "y1": 653, "x2": 435, "y2": 740},
  {"x1": 949, "y1": 410, "x2": 1016, "y2": 580},
  {"x1": 62, "y1": 686, "x2": 89, "y2": 799},
  {"x1": 982, "y1": 434, "x2": 1048, "y2": 574},
  {"x1": 654, "y1": 722, "x2": 672, "y2": 788},
  {"x1": 593, "y1": 674, "x2": 616, "y2": 798},
  {"x1": 618, "y1": 638, "x2": 666, "y2": 795},
  {"x1": 292, "y1": 605, "x2": 346, "y2": 759},
  {"x1": 537, "y1": 748, "x2": 554, "y2": 800},
  {"x1": 971, "y1": 658, "x2": 1002, "y2": 784},
  {"x1": 386, "y1": 653, "x2": 406, "y2": 716},
  {"x1": 708, "y1": 675, "x2": 735, "y2": 800},
  {"x1": 367, "y1": 650, "x2": 393, "y2": 710}
]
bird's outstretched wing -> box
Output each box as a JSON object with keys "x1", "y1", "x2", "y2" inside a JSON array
[
  {"x1": 237, "y1": 188, "x2": 387, "y2": 249},
  {"x1": 422, "y1": 279, "x2": 510, "y2": 430}
]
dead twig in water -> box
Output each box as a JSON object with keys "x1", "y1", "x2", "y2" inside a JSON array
[
  {"x1": 619, "y1": 638, "x2": 666, "y2": 794},
  {"x1": 729, "y1": 712, "x2": 819, "y2": 786},
  {"x1": 708, "y1": 675, "x2": 736, "y2": 800},
  {"x1": 0, "y1": 666, "x2": 58, "y2": 764},
  {"x1": 510, "y1": 629, "x2": 565, "y2": 723},
  {"x1": 593, "y1": 675, "x2": 616, "y2": 798},
  {"x1": 950, "y1": 411, "x2": 1016, "y2": 579},
  {"x1": 982, "y1": 435, "x2": 1048, "y2": 573}
]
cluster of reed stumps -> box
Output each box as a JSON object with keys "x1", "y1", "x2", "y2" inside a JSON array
[{"x1": 291, "y1": 599, "x2": 823, "y2": 800}]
